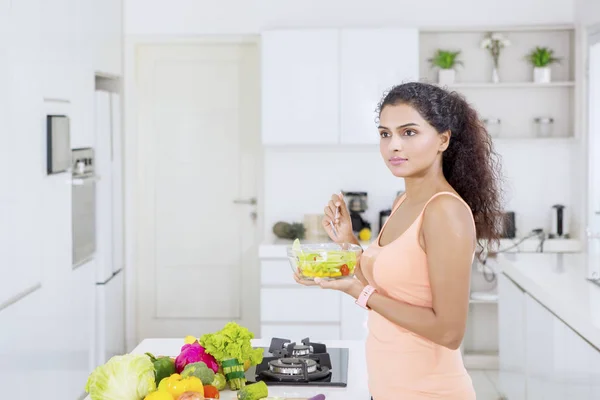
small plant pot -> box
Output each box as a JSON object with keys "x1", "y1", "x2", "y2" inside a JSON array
[
  {"x1": 533, "y1": 67, "x2": 551, "y2": 83},
  {"x1": 438, "y1": 69, "x2": 455, "y2": 85}
]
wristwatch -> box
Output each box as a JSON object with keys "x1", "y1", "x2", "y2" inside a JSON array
[{"x1": 355, "y1": 285, "x2": 377, "y2": 310}]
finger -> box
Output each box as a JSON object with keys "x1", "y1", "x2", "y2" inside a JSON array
[
  {"x1": 336, "y1": 192, "x2": 349, "y2": 217},
  {"x1": 327, "y1": 200, "x2": 340, "y2": 222},
  {"x1": 323, "y1": 205, "x2": 334, "y2": 220}
]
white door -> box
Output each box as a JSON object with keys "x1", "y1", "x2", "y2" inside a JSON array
[
  {"x1": 588, "y1": 31, "x2": 600, "y2": 278},
  {"x1": 135, "y1": 43, "x2": 261, "y2": 339}
]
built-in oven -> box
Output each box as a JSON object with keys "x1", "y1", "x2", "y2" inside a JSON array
[{"x1": 71, "y1": 148, "x2": 98, "y2": 268}]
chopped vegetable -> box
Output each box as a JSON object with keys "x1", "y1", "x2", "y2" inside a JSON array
[
  {"x1": 291, "y1": 239, "x2": 358, "y2": 278},
  {"x1": 85, "y1": 354, "x2": 156, "y2": 400},
  {"x1": 200, "y1": 322, "x2": 264, "y2": 390},
  {"x1": 158, "y1": 374, "x2": 204, "y2": 398},
  {"x1": 181, "y1": 361, "x2": 215, "y2": 385},
  {"x1": 236, "y1": 381, "x2": 268, "y2": 400},
  {"x1": 146, "y1": 352, "x2": 177, "y2": 386},
  {"x1": 175, "y1": 342, "x2": 219, "y2": 373}
]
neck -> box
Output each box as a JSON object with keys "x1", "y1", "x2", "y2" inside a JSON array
[{"x1": 403, "y1": 160, "x2": 447, "y2": 203}]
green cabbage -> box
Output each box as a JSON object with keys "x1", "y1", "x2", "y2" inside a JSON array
[{"x1": 85, "y1": 354, "x2": 157, "y2": 400}]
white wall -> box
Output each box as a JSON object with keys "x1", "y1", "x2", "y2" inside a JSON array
[
  {"x1": 263, "y1": 141, "x2": 574, "y2": 242},
  {"x1": 125, "y1": 0, "x2": 575, "y2": 35},
  {"x1": 575, "y1": 0, "x2": 600, "y2": 26}
]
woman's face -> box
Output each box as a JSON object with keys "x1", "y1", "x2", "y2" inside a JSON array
[{"x1": 378, "y1": 103, "x2": 450, "y2": 178}]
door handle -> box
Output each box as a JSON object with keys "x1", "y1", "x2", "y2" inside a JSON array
[{"x1": 233, "y1": 197, "x2": 257, "y2": 205}]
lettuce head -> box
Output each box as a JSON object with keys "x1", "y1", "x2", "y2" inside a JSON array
[{"x1": 85, "y1": 354, "x2": 157, "y2": 400}]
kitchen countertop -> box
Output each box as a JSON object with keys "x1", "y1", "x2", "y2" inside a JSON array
[
  {"x1": 84, "y1": 338, "x2": 370, "y2": 400},
  {"x1": 259, "y1": 238, "x2": 582, "y2": 258},
  {"x1": 498, "y1": 252, "x2": 600, "y2": 350}
]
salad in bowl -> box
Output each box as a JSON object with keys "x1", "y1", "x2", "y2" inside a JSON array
[{"x1": 287, "y1": 239, "x2": 362, "y2": 280}]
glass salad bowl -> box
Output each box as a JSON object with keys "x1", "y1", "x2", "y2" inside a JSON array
[{"x1": 287, "y1": 239, "x2": 362, "y2": 280}]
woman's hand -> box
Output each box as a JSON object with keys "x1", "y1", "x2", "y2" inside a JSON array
[
  {"x1": 293, "y1": 273, "x2": 365, "y2": 299},
  {"x1": 322, "y1": 193, "x2": 356, "y2": 244}
]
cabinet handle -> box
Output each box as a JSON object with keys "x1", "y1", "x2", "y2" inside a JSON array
[{"x1": 233, "y1": 197, "x2": 257, "y2": 205}]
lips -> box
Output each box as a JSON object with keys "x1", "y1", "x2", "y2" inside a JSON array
[{"x1": 389, "y1": 157, "x2": 407, "y2": 166}]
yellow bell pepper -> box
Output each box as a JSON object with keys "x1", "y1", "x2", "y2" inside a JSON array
[
  {"x1": 144, "y1": 390, "x2": 174, "y2": 400},
  {"x1": 158, "y1": 374, "x2": 204, "y2": 398}
]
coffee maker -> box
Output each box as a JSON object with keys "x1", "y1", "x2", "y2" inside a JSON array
[{"x1": 343, "y1": 191, "x2": 371, "y2": 234}]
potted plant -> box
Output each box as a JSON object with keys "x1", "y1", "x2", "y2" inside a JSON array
[
  {"x1": 480, "y1": 32, "x2": 511, "y2": 83},
  {"x1": 525, "y1": 46, "x2": 561, "y2": 83},
  {"x1": 428, "y1": 49, "x2": 462, "y2": 85}
]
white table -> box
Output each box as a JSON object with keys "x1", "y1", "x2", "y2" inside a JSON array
[{"x1": 84, "y1": 338, "x2": 371, "y2": 400}]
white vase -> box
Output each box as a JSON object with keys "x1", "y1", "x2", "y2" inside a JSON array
[
  {"x1": 438, "y1": 69, "x2": 455, "y2": 85},
  {"x1": 534, "y1": 67, "x2": 551, "y2": 83},
  {"x1": 492, "y1": 67, "x2": 500, "y2": 83}
]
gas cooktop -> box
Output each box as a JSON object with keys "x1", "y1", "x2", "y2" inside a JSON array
[{"x1": 247, "y1": 337, "x2": 349, "y2": 387}]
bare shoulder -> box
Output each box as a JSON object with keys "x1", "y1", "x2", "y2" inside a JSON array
[{"x1": 421, "y1": 193, "x2": 475, "y2": 244}]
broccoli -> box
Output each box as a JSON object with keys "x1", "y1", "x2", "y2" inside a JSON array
[{"x1": 180, "y1": 361, "x2": 215, "y2": 385}]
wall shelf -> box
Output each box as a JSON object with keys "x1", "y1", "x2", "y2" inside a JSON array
[{"x1": 441, "y1": 81, "x2": 575, "y2": 89}]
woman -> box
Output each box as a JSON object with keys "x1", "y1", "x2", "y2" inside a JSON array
[{"x1": 294, "y1": 82, "x2": 503, "y2": 399}]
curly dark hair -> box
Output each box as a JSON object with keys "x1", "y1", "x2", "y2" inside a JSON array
[{"x1": 376, "y1": 81, "x2": 504, "y2": 247}]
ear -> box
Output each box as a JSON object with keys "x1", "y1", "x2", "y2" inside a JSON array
[{"x1": 439, "y1": 130, "x2": 451, "y2": 152}]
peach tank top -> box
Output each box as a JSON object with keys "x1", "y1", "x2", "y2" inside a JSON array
[{"x1": 360, "y1": 191, "x2": 476, "y2": 400}]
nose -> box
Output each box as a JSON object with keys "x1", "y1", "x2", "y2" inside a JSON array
[{"x1": 389, "y1": 133, "x2": 403, "y2": 152}]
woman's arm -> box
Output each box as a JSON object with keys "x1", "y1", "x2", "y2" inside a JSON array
[{"x1": 362, "y1": 195, "x2": 475, "y2": 350}]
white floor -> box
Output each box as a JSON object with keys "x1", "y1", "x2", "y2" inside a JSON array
[{"x1": 469, "y1": 369, "x2": 503, "y2": 400}]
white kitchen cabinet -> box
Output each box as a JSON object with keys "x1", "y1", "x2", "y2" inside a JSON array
[
  {"x1": 261, "y1": 29, "x2": 340, "y2": 145},
  {"x1": 498, "y1": 274, "x2": 527, "y2": 400},
  {"x1": 524, "y1": 293, "x2": 600, "y2": 399},
  {"x1": 261, "y1": 28, "x2": 420, "y2": 146},
  {"x1": 92, "y1": 0, "x2": 123, "y2": 76},
  {"x1": 339, "y1": 28, "x2": 419, "y2": 145},
  {"x1": 524, "y1": 293, "x2": 567, "y2": 399}
]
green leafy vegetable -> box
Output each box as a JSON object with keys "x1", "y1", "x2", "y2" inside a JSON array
[
  {"x1": 85, "y1": 354, "x2": 157, "y2": 400},
  {"x1": 200, "y1": 322, "x2": 263, "y2": 365},
  {"x1": 200, "y1": 322, "x2": 264, "y2": 390}
]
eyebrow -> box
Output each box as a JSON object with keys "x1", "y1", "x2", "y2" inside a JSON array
[{"x1": 378, "y1": 123, "x2": 420, "y2": 130}]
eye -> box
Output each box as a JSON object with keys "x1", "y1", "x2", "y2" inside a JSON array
[
  {"x1": 379, "y1": 131, "x2": 391, "y2": 138},
  {"x1": 404, "y1": 129, "x2": 417, "y2": 137}
]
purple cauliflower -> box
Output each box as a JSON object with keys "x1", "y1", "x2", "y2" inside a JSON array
[{"x1": 175, "y1": 342, "x2": 219, "y2": 373}]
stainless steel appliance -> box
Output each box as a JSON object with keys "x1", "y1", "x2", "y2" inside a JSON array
[
  {"x1": 251, "y1": 337, "x2": 349, "y2": 387},
  {"x1": 71, "y1": 147, "x2": 98, "y2": 268},
  {"x1": 46, "y1": 115, "x2": 71, "y2": 174},
  {"x1": 342, "y1": 191, "x2": 370, "y2": 234},
  {"x1": 549, "y1": 204, "x2": 569, "y2": 238}
]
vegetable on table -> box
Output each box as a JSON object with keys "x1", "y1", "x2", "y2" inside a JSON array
[
  {"x1": 146, "y1": 352, "x2": 177, "y2": 386},
  {"x1": 175, "y1": 342, "x2": 219, "y2": 373},
  {"x1": 211, "y1": 373, "x2": 227, "y2": 391},
  {"x1": 202, "y1": 385, "x2": 220, "y2": 399},
  {"x1": 158, "y1": 374, "x2": 204, "y2": 398},
  {"x1": 236, "y1": 381, "x2": 268, "y2": 400},
  {"x1": 181, "y1": 361, "x2": 215, "y2": 385},
  {"x1": 176, "y1": 392, "x2": 204, "y2": 400},
  {"x1": 143, "y1": 390, "x2": 173, "y2": 400},
  {"x1": 200, "y1": 322, "x2": 264, "y2": 390},
  {"x1": 85, "y1": 354, "x2": 157, "y2": 400}
]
